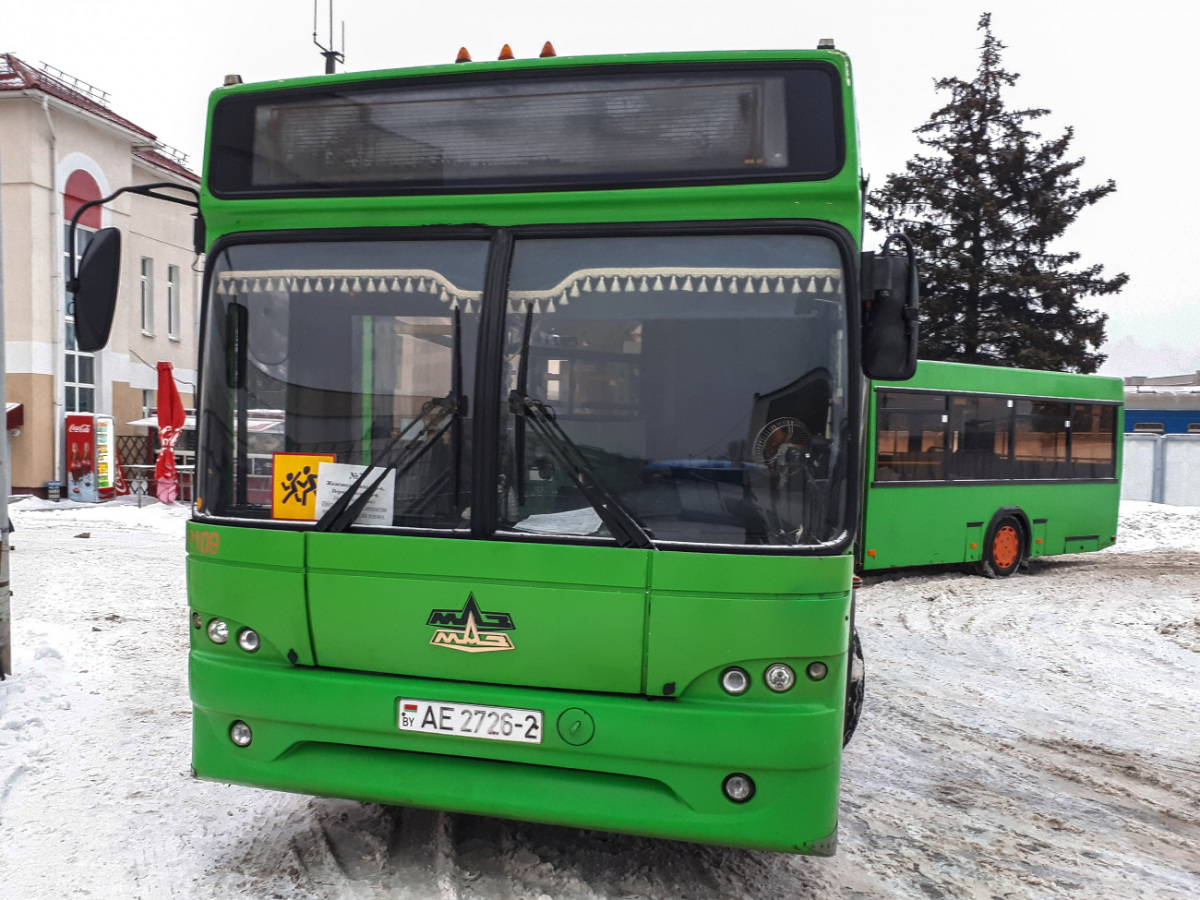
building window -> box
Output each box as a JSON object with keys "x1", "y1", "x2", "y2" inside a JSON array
[
  {"x1": 64, "y1": 224, "x2": 96, "y2": 413},
  {"x1": 141, "y1": 257, "x2": 154, "y2": 334},
  {"x1": 167, "y1": 264, "x2": 180, "y2": 338}
]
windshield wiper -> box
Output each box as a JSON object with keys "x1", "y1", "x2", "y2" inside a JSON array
[
  {"x1": 508, "y1": 390, "x2": 655, "y2": 550},
  {"x1": 313, "y1": 393, "x2": 463, "y2": 533}
]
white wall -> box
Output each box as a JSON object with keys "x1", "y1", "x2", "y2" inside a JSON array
[
  {"x1": 1120, "y1": 434, "x2": 1157, "y2": 502},
  {"x1": 1121, "y1": 434, "x2": 1200, "y2": 506},
  {"x1": 1162, "y1": 436, "x2": 1200, "y2": 507}
]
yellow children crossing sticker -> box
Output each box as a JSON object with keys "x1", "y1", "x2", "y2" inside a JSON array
[{"x1": 271, "y1": 453, "x2": 336, "y2": 520}]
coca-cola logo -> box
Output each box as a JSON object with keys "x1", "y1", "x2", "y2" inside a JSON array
[{"x1": 68, "y1": 424, "x2": 91, "y2": 433}]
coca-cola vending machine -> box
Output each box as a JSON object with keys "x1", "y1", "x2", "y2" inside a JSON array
[{"x1": 66, "y1": 414, "x2": 116, "y2": 503}]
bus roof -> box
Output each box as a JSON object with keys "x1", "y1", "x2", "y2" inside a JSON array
[
  {"x1": 213, "y1": 48, "x2": 853, "y2": 96},
  {"x1": 873, "y1": 360, "x2": 1124, "y2": 403}
]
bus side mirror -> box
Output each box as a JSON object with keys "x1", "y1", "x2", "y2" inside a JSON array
[
  {"x1": 70, "y1": 227, "x2": 122, "y2": 352},
  {"x1": 861, "y1": 234, "x2": 919, "y2": 381}
]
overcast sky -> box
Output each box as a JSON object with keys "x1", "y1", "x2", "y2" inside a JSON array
[{"x1": 7, "y1": 0, "x2": 1197, "y2": 375}]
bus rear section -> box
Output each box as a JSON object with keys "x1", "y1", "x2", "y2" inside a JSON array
[{"x1": 861, "y1": 360, "x2": 1123, "y2": 575}]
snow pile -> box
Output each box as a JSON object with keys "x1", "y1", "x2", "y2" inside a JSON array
[{"x1": 1111, "y1": 499, "x2": 1200, "y2": 553}]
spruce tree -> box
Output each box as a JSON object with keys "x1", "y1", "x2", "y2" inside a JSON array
[{"x1": 867, "y1": 13, "x2": 1127, "y2": 373}]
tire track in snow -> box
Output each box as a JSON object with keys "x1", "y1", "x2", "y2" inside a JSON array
[{"x1": 433, "y1": 811, "x2": 458, "y2": 900}]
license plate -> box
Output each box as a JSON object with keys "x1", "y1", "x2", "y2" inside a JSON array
[{"x1": 399, "y1": 698, "x2": 543, "y2": 744}]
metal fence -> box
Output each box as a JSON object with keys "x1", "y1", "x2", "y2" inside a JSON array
[{"x1": 1121, "y1": 433, "x2": 1200, "y2": 506}]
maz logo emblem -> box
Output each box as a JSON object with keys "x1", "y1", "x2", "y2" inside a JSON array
[{"x1": 427, "y1": 594, "x2": 516, "y2": 653}]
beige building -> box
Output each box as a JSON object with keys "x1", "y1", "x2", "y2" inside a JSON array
[{"x1": 1, "y1": 55, "x2": 201, "y2": 494}]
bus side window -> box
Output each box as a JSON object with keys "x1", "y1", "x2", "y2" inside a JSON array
[
  {"x1": 1071, "y1": 404, "x2": 1116, "y2": 479},
  {"x1": 1132, "y1": 422, "x2": 1165, "y2": 435},
  {"x1": 950, "y1": 395, "x2": 1010, "y2": 481},
  {"x1": 1013, "y1": 400, "x2": 1070, "y2": 479},
  {"x1": 875, "y1": 391, "x2": 947, "y2": 481}
]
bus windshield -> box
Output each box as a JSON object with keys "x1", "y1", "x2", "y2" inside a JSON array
[{"x1": 199, "y1": 231, "x2": 850, "y2": 548}]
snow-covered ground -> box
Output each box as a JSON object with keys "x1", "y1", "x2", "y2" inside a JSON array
[{"x1": 1, "y1": 498, "x2": 1197, "y2": 899}]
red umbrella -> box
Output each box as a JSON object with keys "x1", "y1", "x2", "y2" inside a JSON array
[{"x1": 154, "y1": 361, "x2": 186, "y2": 504}]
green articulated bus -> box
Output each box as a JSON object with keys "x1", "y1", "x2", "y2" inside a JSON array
[
  {"x1": 68, "y1": 45, "x2": 921, "y2": 854},
  {"x1": 862, "y1": 360, "x2": 1124, "y2": 576}
]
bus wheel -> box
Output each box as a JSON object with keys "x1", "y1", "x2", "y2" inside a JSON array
[
  {"x1": 978, "y1": 516, "x2": 1024, "y2": 578},
  {"x1": 843, "y1": 630, "x2": 865, "y2": 747}
]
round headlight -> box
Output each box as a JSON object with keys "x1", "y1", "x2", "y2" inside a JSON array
[
  {"x1": 207, "y1": 618, "x2": 229, "y2": 644},
  {"x1": 237, "y1": 628, "x2": 261, "y2": 653},
  {"x1": 229, "y1": 720, "x2": 253, "y2": 747},
  {"x1": 191, "y1": 611, "x2": 203, "y2": 629},
  {"x1": 720, "y1": 667, "x2": 750, "y2": 696},
  {"x1": 764, "y1": 663, "x2": 796, "y2": 692},
  {"x1": 806, "y1": 661, "x2": 829, "y2": 682},
  {"x1": 722, "y1": 773, "x2": 755, "y2": 803}
]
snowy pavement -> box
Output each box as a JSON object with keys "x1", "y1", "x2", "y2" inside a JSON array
[{"x1": 0, "y1": 498, "x2": 1197, "y2": 899}]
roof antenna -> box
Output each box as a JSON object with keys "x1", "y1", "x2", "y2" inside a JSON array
[{"x1": 313, "y1": 0, "x2": 345, "y2": 74}]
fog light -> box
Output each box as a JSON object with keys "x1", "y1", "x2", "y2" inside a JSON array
[
  {"x1": 720, "y1": 667, "x2": 750, "y2": 695},
  {"x1": 764, "y1": 663, "x2": 796, "y2": 692},
  {"x1": 229, "y1": 720, "x2": 253, "y2": 747},
  {"x1": 207, "y1": 618, "x2": 229, "y2": 644},
  {"x1": 191, "y1": 612, "x2": 203, "y2": 629},
  {"x1": 237, "y1": 628, "x2": 261, "y2": 653},
  {"x1": 806, "y1": 661, "x2": 829, "y2": 681},
  {"x1": 722, "y1": 773, "x2": 755, "y2": 803}
]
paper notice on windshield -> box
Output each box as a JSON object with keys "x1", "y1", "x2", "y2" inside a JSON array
[
  {"x1": 512, "y1": 507, "x2": 604, "y2": 536},
  {"x1": 315, "y1": 463, "x2": 396, "y2": 527}
]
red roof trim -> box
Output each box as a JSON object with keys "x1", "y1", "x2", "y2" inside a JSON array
[
  {"x1": 133, "y1": 148, "x2": 201, "y2": 184},
  {"x1": 1, "y1": 53, "x2": 155, "y2": 140}
]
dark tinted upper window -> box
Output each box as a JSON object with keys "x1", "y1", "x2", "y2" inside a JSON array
[{"x1": 209, "y1": 65, "x2": 843, "y2": 196}]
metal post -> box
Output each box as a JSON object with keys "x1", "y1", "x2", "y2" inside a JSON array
[{"x1": 0, "y1": 136, "x2": 12, "y2": 678}]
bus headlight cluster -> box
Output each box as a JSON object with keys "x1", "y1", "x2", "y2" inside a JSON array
[
  {"x1": 723, "y1": 664, "x2": 803, "y2": 694},
  {"x1": 204, "y1": 618, "x2": 261, "y2": 653}
]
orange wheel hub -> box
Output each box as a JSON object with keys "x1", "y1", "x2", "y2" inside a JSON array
[{"x1": 992, "y1": 525, "x2": 1020, "y2": 569}]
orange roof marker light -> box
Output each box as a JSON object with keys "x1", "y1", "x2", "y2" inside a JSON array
[
  {"x1": 498, "y1": 44, "x2": 515, "y2": 60},
  {"x1": 540, "y1": 41, "x2": 557, "y2": 58},
  {"x1": 455, "y1": 47, "x2": 472, "y2": 64}
]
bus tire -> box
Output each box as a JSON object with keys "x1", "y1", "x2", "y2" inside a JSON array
[
  {"x1": 843, "y1": 629, "x2": 865, "y2": 747},
  {"x1": 978, "y1": 515, "x2": 1024, "y2": 578}
]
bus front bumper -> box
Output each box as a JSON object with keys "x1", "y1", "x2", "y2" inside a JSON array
[{"x1": 190, "y1": 652, "x2": 844, "y2": 854}]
